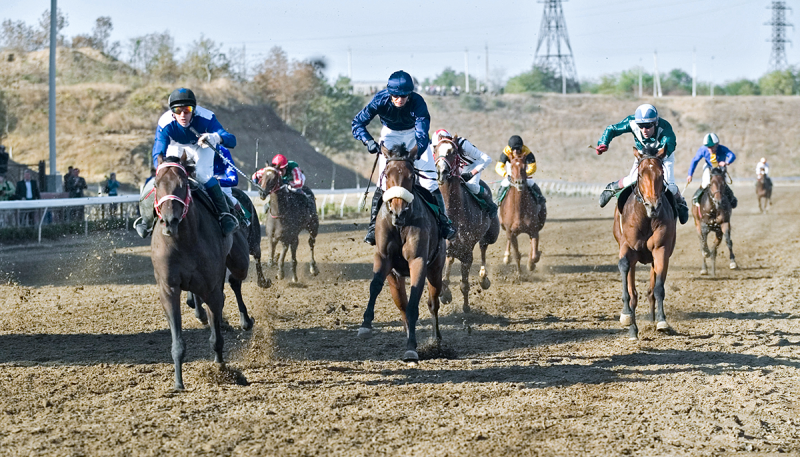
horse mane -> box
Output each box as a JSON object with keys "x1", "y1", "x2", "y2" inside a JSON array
[
  {"x1": 640, "y1": 144, "x2": 660, "y2": 158},
  {"x1": 164, "y1": 156, "x2": 181, "y2": 164},
  {"x1": 384, "y1": 142, "x2": 411, "y2": 159},
  {"x1": 710, "y1": 167, "x2": 725, "y2": 177}
]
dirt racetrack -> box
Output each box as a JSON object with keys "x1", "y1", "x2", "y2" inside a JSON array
[{"x1": 1, "y1": 185, "x2": 799, "y2": 456}]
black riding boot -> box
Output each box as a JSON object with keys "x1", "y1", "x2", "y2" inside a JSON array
[
  {"x1": 530, "y1": 182, "x2": 547, "y2": 207},
  {"x1": 676, "y1": 193, "x2": 689, "y2": 225},
  {"x1": 692, "y1": 187, "x2": 704, "y2": 206},
  {"x1": 477, "y1": 184, "x2": 498, "y2": 218},
  {"x1": 302, "y1": 186, "x2": 318, "y2": 215},
  {"x1": 599, "y1": 180, "x2": 623, "y2": 208},
  {"x1": 364, "y1": 187, "x2": 383, "y2": 245},
  {"x1": 207, "y1": 182, "x2": 239, "y2": 236},
  {"x1": 725, "y1": 186, "x2": 738, "y2": 208},
  {"x1": 433, "y1": 189, "x2": 457, "y2": 240}
]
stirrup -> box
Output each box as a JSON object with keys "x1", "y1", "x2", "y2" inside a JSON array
[{"x1": 133, "y1": 217, "x2": 151, "y2": 238}]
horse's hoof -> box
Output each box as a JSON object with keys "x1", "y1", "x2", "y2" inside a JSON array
[
  {"x1": 503, "y1": 254, "x2": 510, "y2": 265},
  {"x1": 310, "y1": 264, "x2": 319, "y2": 276},
  {"x1": 480, "y1": 276, "x2": 491, "y2": 290},
  {"x1": 276, "y1": 271, "x2": 284, "y2": 280},
  {"x1": 240, "y1": 314, "x2": 254, "y2": 331},
  {"x1": 403, "y1": 350, "x2": 419, "y2": 363},
  {"x1": 620, "y1": 314, "x2": 632, "y2": 326},
  {"x1": 527, "y1": 261, "x2": 536, "y2": 272},
  {"x1": 729, "y1": 261, "x2": 738, "y2": 270},
  {"x1": 258, "y1": 277, "x2": 272, "y2": 289},
  {"x1": 699, "y1": 269, "x2": 708, "y2": 276},
  {"x1": 656, "y1": 321, "x2": 670, "y2": 331},
  {"x1": 462, "y1": 303, "x2": 471, "y2": 314},
  {"x1": 357, "y1": 327, "x2": 373, "y2": 339},
  {"x1": 440, "y1": 287, "x2": 452, "y2": 304},
  {"x1": 290, "y1": 276, "x2": 299, "y2": 283}
]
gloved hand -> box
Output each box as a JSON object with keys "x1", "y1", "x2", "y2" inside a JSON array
[
  {"x1": 461, "y1": 172, "x2": 474, "y2": 181},
  {"x1": 198, "y1": 132, "x2": 221, "y2": 147},
  {"x1": 595, "y1": 144, "x2": 608, "y2": 155},
  {"x1": 366, "y1": 139, "x2": 379, "y2": 154}
]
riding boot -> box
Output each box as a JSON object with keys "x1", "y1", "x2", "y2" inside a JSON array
[
  {"x1": 234, "y1": 202, "x2": 251, "y2": 227},
  {"x1": 599, "y1": 180, "x2": 623, "y2": 208},
  {"x1": 433, "y1": 189, "x2": 457, "y2": 240},
  {"x1": 725, "y1": 186, "x2": 738, "y2": 208},
  {"x1": 133, "y1": 180, "x2": 156, "y2": 238},
  {"x1": 206, "y1": 181, "x2": 239, "y2": 236},
  {"x1": 530, "y1": 182, "x2": 547, "y2": 206},
  {"x1": 477, "y1": 184, "x2": 498, "y2": 218},
  {"x1": 133, "y1": 216, "x2": 152, "y2": 238},
  {"x1": 303, "y1": 187, "x2": 318, "y2": 215},
  {"x1": 692, "y1": 187, "x2": 704, "y2": 206},
  {"x1": 364, "y1": 187, "x2": 383, "y2": 245},
  {"x1": 676, "y1": 194, "x2": 689, "y2": 225}
]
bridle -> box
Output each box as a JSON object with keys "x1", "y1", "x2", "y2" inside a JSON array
[
  {"x1": 435, "y1": 139, "x2": 466, "y2": 181},
  {"x1": 633, "y1": 155, "x2": 666, "y2": 207},
  {"x1": 154, "y1": 161, "x2": 191, "y2": 221},
  {"x1": 259, "y1": 166, "x2": 284, "y2": 219},
  {"x1": 508, "y1": 156, "x2": 528, "y2": 190}
]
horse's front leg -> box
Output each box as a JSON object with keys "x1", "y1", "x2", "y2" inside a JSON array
[
  {"x1": 710, "y1": 229, "x2": 723, "y2": 277},
  {"x1": 307, "y1": 229, "x2": 319, "y2": 276},
  {"x1": 359, "y1": 256, "x2": 390, "y2": 339},
  {"x1": 186, "y1": 291, "x2": 208, "y2": 325},
  {"x1": 403, "y1": 257, "x2": 427, "y2": 363},
  {"x1": 528, "y1": 233, "x2": 541, "y2": 272},
  {"x1": 277, "y1": 241, "x2": 289, "y2": 280},
  {"x1": 503, "y1": 239, "x2": 511, "y2": 264},
  {"x1": 618, "y1": 252, "x2": 639, "y2": 339},
  {"x1": 698, "y1": 225, "x2": 711, "y2": 275},
  {"x1": 229, "y1": 275, "x2": 254, "y2": 331},
  {"x1": 159, "y1": 284, "x2": 185, "y2": 390},
  {"x1": 479, "y1": 242, "x2": 491, "y2": 290},
  {"x1": 440, "y1": 256, "x2": 455, "y2": 304},
  {"x1": 255, "y1": 259, "x2": 271, "y2": 289},
  {"x1": 459, "y1": 251, "x2": 473, "y2": 314},
  {"x1": 289, "y1": 240, "x2": 299, "y2": 283},
  {"x1": 267, "y1": 226, "x2": 277, "y2": 267},
  {"x1": 427, "y1": 249, "x2": 446, "y2": 343},
  {"x1": 651, "y1": 249, "x2": 670, "y2": 331},
  {"x1": 203, "y1": 286, "x2": 226, "y2": 366},
  {"x1": 386, "y1": 273, "x2": 408, "y2": 330},
  {"x1": 722, "y1": 222, "x2": 737, "y2": 269},
  {"x1": 509, "y1": 232, "x2": 522, "y2": 281}
]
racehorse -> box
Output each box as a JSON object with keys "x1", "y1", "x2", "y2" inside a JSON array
[
  {"x1": 150, "y1": 156, "x2": 253, "y2": 390},
  {"x1": 756, "y1": 173, "x2": 772, "y2": 213},
  {"x1": 257, "y1": 166, "x2": 319, "y2": 282},
  {"x1": 186, "y1": 186, "x2": 270, "y2": 328},
  {"x1": 498, "y1": 149, "x2": 546, "y2": 280},
  {"x1": 692, "y1": 166, "x2": 737, "y2": 276},
  {"x1": 613, "y1": 145, "x2": 676, "y2": 340},
  {"x1": 358, "y1": 143, "x2": 446, "y2": 362},
  {"x1": 434, "y1": 137, "x2": 500, "y2": 313}
]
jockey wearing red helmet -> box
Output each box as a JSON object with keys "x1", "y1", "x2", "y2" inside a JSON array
[{"x1": 252, "y1": 154, "x2": 317, "y2": 213}]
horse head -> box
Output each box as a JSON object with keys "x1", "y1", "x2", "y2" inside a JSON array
[
  {"x1": 154, "y1": 155, "x2": 192, "y2": 237},
  {"x1": 508, "y1": 149, "x2": 528, "y2": 190},
  {"x1": 633, "y1": 144, "x2": 667, "y2": 217},
  {"x1": 382, "y1": 142, "x2": 417, "y2": 227},
  {"x1": 708, "y1": 166, "x2": 727, "y2": 207},
  {"x1": 434, "y1": 137, "x2": 461, "y2": 185},
  {"x1": 258, "y1": 165, "x2": 282, "y2": 199}
]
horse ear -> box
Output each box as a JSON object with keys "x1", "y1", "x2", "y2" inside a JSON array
[
  {"x1": 180, "y1": 150, "x2": 188, "y2": 164},
  {"x1": 657, "y1": 146, "x2": 667, "y2": 159},
  {"x1": 380, "y1": 143, "x2": 390, "y2": 156},
  {"x1": 156, "y1": 154, "x2": 164, "y2": 166},
  {"x1": 632, "y1": 146, "x2": 641, "y2": 159},
  {"x1": 410, "y1": 145, "x2": 418, "y2": 158}
]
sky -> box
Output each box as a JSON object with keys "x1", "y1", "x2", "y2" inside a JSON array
[{"x1": 3, "y1": 0, "x2": 795, "y2": 86}]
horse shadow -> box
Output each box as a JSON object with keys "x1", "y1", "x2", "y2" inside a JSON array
[{"x1": 684, "y1": 310, "x2": 797, "y2": 320}]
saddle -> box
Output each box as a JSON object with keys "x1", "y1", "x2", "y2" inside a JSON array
[
  {"x1": 412, "y1": 185, "x2": 441, "y2": 219},
  {"x1": 616, "y1": 185, "x2": 678, "y2": 220},
  {"x1": 495, "y1": 183, "x2": 536, "y2": 205},
  {"x1": 461, "y1": 181, "x2": 492, "y2": 213}
]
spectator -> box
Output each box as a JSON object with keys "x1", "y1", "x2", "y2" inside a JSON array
[
  {"x1": 15, "y1": 169, "x2": 41, "y2": 201},
  {"x1": 63, "y1": 166, "x2": 73, "y2": 193},
  {"x1": 68, "y1": 168, "x2": 87, "y2": 198},
  {"x1": 0, "y1": 174, "x2": 14, "y2": 201},
  {"x1": 104, "y1": 172, "x2": 120, "y2": 196}
]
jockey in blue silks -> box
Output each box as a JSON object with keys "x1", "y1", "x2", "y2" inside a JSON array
[
  {"x1": 133, "y1": 87, "x2": 238, "y2": 237},
  {"x1": 352, "y1": 70, "x2": 455, "y2": 245},
  {"x1": 687, "y1": 132, "x2": 738, "y2": 208}
]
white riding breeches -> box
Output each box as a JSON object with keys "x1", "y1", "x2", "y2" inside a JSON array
[
  {"x1": 500, "y1": 177, "x2": 536, "y2": 188},
  {"x1": 621, "y1": 153, "x2": 679, "y2": 195},
  {"x1": 464, "y1": 174, "x2": 482, "y2": 194},
  {"x1": 701, "y1": 164, "x2": 712, "y2": 188},
  {"x1": 377, "y1": 126, "x2": 438, "y2": 193},
  {"x1": 166, "y1": 143, "x2": 215, "y2": 185}
]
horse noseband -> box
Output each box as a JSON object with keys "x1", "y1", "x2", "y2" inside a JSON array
[{"x1": 154, "y1": 162, "x2": 192, "y2": 221}]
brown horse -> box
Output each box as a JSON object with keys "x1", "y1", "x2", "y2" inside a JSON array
[
  {"x1": 613, "y1": 145, "x2": 677, "y2": 339},
  {"x1": 258, "y1": 166, "x2": 319, "y2": 282},
  {"x1": 359, "y1": 144, "x2": 446, "y2": 362},
  {"x1": 434, "y1": 137, "x2": 500, "y2": 313},
  {"x1": 498, "y1": 151, "x2": 546, "y2": 280},
  {"x1": 756, "y1": 174, "x2": 773, "y2": 213},
  {"x1": 151, "y1": 156, "x2": 252, "y2": 390},
  {"x1": 692, "y1": 166, "x2": 737, "y2": 276}
]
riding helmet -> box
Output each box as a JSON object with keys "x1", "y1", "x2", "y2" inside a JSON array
[
  {"x1": 508, "y1": 135, "x2": 524, "y2": 150},
  {"x1": 703, "y1": 133, "x2": 719, "y2": 147},
  {"x1": 433, "y1": 129, "x2": 452, "y2": 145},
  {"x1": 271, "y1": 154, "x2": 289, "y2": 169},
  {"x1": 634, "y1": 104, "x2": 658, "y2": 125},
  {"x1": 168, "y1": 88, "x2": 197, "y2": 108},
  {"x1": 387, "y1": 71, "x2": 414, "y2": 96}
]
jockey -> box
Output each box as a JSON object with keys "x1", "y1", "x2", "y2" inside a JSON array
[
  {"x1": 595, "y1": 103, "x2": 689, "y2": 224},
  {"x1": 756, "y1": 157, "x2": 770, "y2": 178},
  {"x1": 352, "y1": 70, "x2": 456, "y2": 245},
  {"x1": 213, "y1": 145, "x2": 250, "y2": 226},
  {"x1": 432, "y1": 128, "x2": 497, "y2": 217},
  {"x1": 134, "y1": 87, "x2": 238, "y2": 237},
  {"x1": 687, "y1": 133, "x2": 738, "y2": 208},
  {"x1": 252, "y1": 154, "x2": 317, "y2": 215},
  {"x1": 495, "y1": 135, "x2": 546, "y2": 207}
]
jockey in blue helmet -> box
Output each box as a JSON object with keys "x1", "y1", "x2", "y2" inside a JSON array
[
  {"x1": 352, "y1": 70, "x2": 456, "y2": 245},
  {"x1": 594, "y1": 103, "x2": 689, "y2": 224}
]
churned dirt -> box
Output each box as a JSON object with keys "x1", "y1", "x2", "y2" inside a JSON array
[{"x1": 1, "y1": 185, "x2": 799, "y2": 456}]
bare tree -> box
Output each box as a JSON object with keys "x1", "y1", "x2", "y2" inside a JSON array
[
  {"x1": 35, "y1": 8, "x2": 69, "y2": 49},
  {"x1": 128, "y1": 31, "x2": 179, "y2": 81},
  {"x1": 182, "y1": 35, "x2": 231, "y2": 82},
  {"x1": 253, "y1": 46, "x2": 323, "y2": 127},
  {"x1": 1, "y1": 19, "x2": 38, "y2": 52}
]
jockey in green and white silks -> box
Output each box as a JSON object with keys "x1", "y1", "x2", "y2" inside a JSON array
[{"x1": 595, "y1": 103, "x2": 689, "y2": 224}]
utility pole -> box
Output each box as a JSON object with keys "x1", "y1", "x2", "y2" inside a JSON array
[
  {"x1": 710, "y1": 56, "x2": 715, "y2": 97},
  {"x1": 347, "y1": 47, "x2": 352, "y2": 80},
  {"x1": 485, "y1": 42, "x2": 489, "y2": 92},
  {"x1": 638, "y1": 61, "x2": 642, "y2": 98},
  {"x1": 534, "y1": 0, "x2": 579, "y2": 92},
  {"x1": 464, "y1": 48, "x2": 470, "y2": 93},
  {"x1": 766, "y1": 1, "x2": 793, "y2": 71},
  {"x1": 653, "y1": 51, "x2": 662, "y2": 97},
  {"x1": 242, "y1": 43, "x2": 246, "y2": 80},
  {"x1": 48, "y1": 0, "x2": 57, "y2": 185},
  {"x1": 692, "y1": 48, "x2": 697, "y2": 97}
]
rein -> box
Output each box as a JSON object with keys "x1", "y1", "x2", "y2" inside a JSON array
[
  {"x1": 633, "y1": 156, "x2": 667, "y2": 207},
  {"x1": 435, "y1": 139, "x2": 467, "y2": 181},
  {"x1": 259, "y1": 166, "x2": 284, "y2": 219},
  {"x1": 154, "y1": 162, "x2": 192, "y2": 221}
]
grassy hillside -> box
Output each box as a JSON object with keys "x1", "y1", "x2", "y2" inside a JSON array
[{"x1": 426, "y1": 94, "x2": 800, "y2": 182}]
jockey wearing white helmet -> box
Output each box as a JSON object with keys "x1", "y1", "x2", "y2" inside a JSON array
[
  {"x1": 687, "y1": 133, "x2": 738, "y2": 208},
  {"x1": 432, "y1": 128, "x2": 497, "y2": 217},
  {"x1": 594, "y1": 103, "x2": 689, "y2": 224}
]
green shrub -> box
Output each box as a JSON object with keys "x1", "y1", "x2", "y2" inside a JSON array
[{"x1": 459, "y1": 95, "x2": 484, "y2": 111}]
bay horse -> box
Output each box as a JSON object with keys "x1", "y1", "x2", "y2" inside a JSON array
[
  {"x1": 186, "y1": 186, "x2": 271, "y2": 328},
  {"x1": 498, "y1": 150, "x2": 547, "y2": 280},
  {"x1": 756, "y1": 173, "x2": 772, "y2": 213},
  {"x1": 359, "y1": 144, "x2": 446, "y2": 362},
  {"x1": 257, "y1": 166, "x2": 319, "y2": 282},
  {"x1": 692, "y1": 166, "x2": 737, "y2": 276},
  {"x1": 151, "y1": 156, "x2": 253, "y2": 390},
  {"x1": 613, "y1": 145, "x2": 676, "y2": 339},
  {"x1": 434, "y1": 137, "x2": 499, "y2": 312}
]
